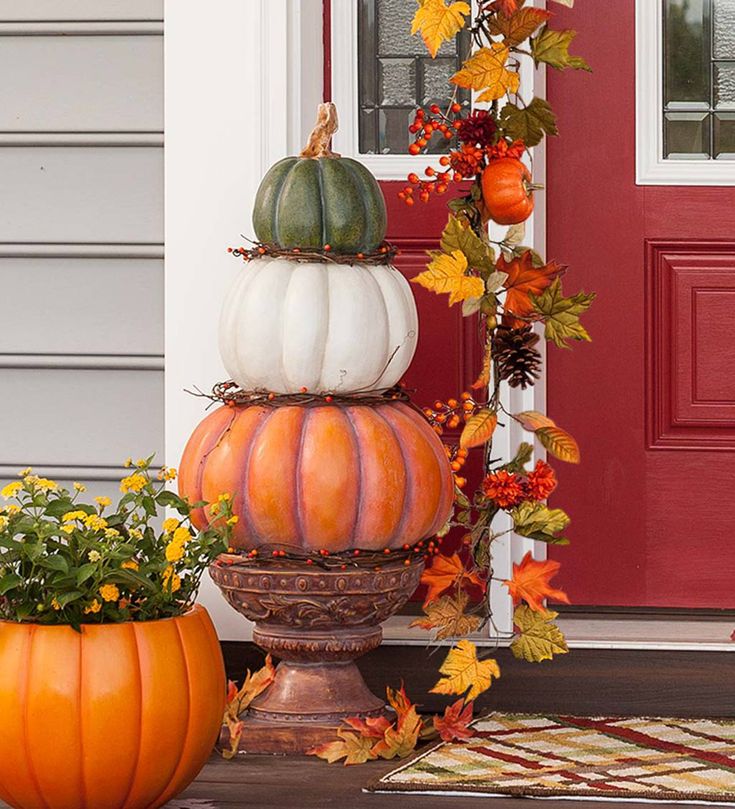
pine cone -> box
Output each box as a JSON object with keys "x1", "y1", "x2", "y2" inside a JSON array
[{"x1": 493, "y1": 326, "x2": 542, "y2": 389}]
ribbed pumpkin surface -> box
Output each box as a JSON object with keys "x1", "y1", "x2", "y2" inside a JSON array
[
  {"x1": 179, "y1": 402, "x2": 453, "y2": 551},
  {"x1": 252, "y1": 156, "x2": 387, "y2": 253},
  {"x1": 0, "y1": 605, "x2": 224, "y2": 809},
  {"x1": 218, "y1": 258, "x2": 418, "y2": 394}
]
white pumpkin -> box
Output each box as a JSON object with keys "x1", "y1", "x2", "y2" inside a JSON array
[{"x1": 219, "y1": 257, "x2": 419, "y2": 394}]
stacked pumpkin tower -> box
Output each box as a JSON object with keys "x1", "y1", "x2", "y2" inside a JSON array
[{"x1": 179, "y1": 103, "x2": 453, "y2": 754}]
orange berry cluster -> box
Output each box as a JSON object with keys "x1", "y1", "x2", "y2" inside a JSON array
[
  {"x1": 423, "y1": 391, "x2": 481, "y2": 435},
  {"x1": 399, "y1": 103, "x2": 464, "y2": 205}
]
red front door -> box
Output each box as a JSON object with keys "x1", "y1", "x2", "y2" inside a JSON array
[{"x1": 546, "y1": 2, "x2": 735, "y2": 608}]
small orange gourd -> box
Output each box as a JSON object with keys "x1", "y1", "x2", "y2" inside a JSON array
[
  {"x1": 0, "y1": 605, "x2": 225, "y2": 809},
  {"x1": 481, "y1": 157, "x2": 536, "y2": 225}
]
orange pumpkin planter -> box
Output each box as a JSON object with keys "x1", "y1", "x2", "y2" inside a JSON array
[
  {"x1": 0, "y1": 605, "x2": 225, "y2": 809},
  {"x1": 481, "y1": 156, "x2": 536, "y2": 225},
  {"x1": 179, "y1": 400, "x2": 454, "y2": 552}
]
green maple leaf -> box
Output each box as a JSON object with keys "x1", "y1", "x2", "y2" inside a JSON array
[
  {"x1": 511, "y1": 605, "x2": 569, "y2": 663},
  {"x1": 531, "y1": 26, "x2": 591, "y2": 71},
  {"x1": 531, "y1": 278, "x2": 595, "y2": 348},
  {"x1": 510, "y1": 501, "x2": 570, "y2": 545},
  {"x1": 441, "y1": 214, "x2": 496, "y2": 274},
  {"x1": 499, "y1": 98, "x2": 559, "y2": 147}
]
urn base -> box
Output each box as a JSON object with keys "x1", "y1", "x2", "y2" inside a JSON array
[{"x1": 210, "y1": 554, "x2": 424, "y2": 755}]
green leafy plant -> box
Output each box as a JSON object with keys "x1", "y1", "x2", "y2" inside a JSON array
[{"x1": 0, "y1": 460, "x2": 235, "y2": 626}]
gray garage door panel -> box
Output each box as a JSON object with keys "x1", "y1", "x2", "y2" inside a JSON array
[
  {"x1": 0, "y1": 36, "x2": 163, "y2": 132},
  {"x1": 0, "y1": 368, "x2": 164, "y2": 467},
  {"x1": 0, "y1": 257, "x2": 163, "y2": 356},
  {"x1": 0, "y1": 147, "x2": 163, "y2": 244},
  {"x1": 0, "y1": 1, "x2": 163, "y2": 20}
]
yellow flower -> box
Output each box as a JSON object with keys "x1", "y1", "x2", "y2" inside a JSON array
[
  {"x1": 135, "y1": 458, "x2": 148, "y2": 468},
  {"x1": 61, "y1": 525, "x2": 75, "y2": 535},
  {"x1": 62, "y1": 510, "x2": 87, "y2": 523},
  {"x1": 123, "y1": 457, "x2": 133, "y2": 468},
  {"x1": 51, "y1": 597, "x2": 61, "y2": 611},
  {"x1": 1, "y1": 482, "x2": 22, "y2": 499},
  {"x1": 84, "y1": 515, "x2": 107, "y2": 532},
  {"x1": 121, "y1": 559, "x2": 139, "y2": 571},
  {"x1": 104, "y1": 528, "x2": 119, "y2": 539},
  {"x1": 162, "y1": 517, "x2": 180, "y2": 534},
  {"x1": 84, "y1": 599, "x2": 101, "y2": 614},
  {"x1": 172, "y1": 525, "x2": 192, "y2": 545},
  {"x1": 162, "y1": 565, "x2": 181, "y2": 593},
  {"x1": 73, "y1": 482, "x2": 87, "y2": 493},
  {"x1": 88, "y1": 550, "x2": 101, "y2": 562},
  {"x1": 120, "y1": 472, "x2": 147, "y2": 494},
  {"x1": 226, "y1": 515, "x2": 239, "y2": 526},
  {"x1": 17, "y1": 467, "x2": 32, "y2": 477},
  {"x1": 0, "y1": 516, "x2": 8, "y2": 531},
  {"x1": 5, "y1": 505, "x2": 19, "y2": 516},
  {"x1": 99, "y1": 583, "x2": 120, "y2": 602},
  {"x1": 95, "y1": 496, "x2": 112, "y2": 508},
  {"x1": 165, "y1": 540, "x2": 185, "y2": 562},
  {"x1": 218, "y1": 493, "x2": 232, "y2": 503},
  {"x1": 129, "y1": 528, "x2": 143, "y2": 540},
  {"x1": 34, "y1": 478, "x2": 58, "y2": 492},
  {"x1": 163, "y1": 467, "x2": 177, "y2": 481}
]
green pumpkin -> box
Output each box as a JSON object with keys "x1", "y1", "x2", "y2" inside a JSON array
[{"x1": 252, "y1": 155, "x2": 387, "y2": 253}]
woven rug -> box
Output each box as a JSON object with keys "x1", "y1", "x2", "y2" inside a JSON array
[{"x1": 368, "y1": 713, "x2": 735, "y2": 803}]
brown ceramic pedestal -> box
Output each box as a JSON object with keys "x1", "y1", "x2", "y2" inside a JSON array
[{"x1": 209, "y1": 554, "x2": 424, "y2": 755}]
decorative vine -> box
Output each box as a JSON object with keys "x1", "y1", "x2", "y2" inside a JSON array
[{"x1": 405, "y1": 0, "x2": 595, "y2": 665}]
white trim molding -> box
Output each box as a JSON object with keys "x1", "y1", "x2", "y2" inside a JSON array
[{"x1": 636, "y1": 0, "x2": 735, "y2": 186}]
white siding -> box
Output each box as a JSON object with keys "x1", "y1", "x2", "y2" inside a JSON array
[{"x1": 0, "y1": 2, "x2": 164, "y2": 498}]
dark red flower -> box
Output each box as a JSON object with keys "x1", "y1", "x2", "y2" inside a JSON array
[{"x1": 457, "y1": 110, "x2": 497, "y2": 148}]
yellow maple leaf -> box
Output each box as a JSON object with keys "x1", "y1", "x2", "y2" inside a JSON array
[
  {"x1": 411, "y1": 0, "x2": 471, "y2": 58},
  {"x1": 430, "y1": 639, "x2": 500, "y2": 701},
  {"x1": 511, "y1": 604, "x2": 569, "y2": 662},
  {"x1": 413, "y1": 250, "x2": 484, "y2": 306},
  {"x1": 307, "y1": 728, "x2": 378, "y2": 766},
  {"x1": 451, "y1": 44, "x2": 521, "y2": 102}
]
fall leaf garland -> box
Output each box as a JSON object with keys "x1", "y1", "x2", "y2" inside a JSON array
[{"x1": 406, "y1": 1, "x2": 593, "y2": 676}]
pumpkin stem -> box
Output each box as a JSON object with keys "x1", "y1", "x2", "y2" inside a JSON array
[{"x1": 300, "y1": 102, "x2": 341, "y2": 159}]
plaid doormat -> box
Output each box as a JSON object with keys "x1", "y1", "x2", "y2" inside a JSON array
[{"x1": 368, "y1": 713, "x2": 735, "y2": 803}]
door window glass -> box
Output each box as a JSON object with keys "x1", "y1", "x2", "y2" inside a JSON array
[
  {"x1": 357, "y1": 0, "x2": 470, "y2": 155},
  {"x1": 664, "y1": 0, "x2": 735, "y2": 159}
]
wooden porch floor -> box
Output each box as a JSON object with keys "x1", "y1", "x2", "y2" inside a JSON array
[{"x1": 174, "y1": 752, "x2": 688, "y2": 809}]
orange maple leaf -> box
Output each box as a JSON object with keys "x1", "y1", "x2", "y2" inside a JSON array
[
  {"x1": 433, "y1": 699, "x2": 476, "y2": 742},
  {"x1": 504, "y1": 551, "x2": 570, "y2": 614},
  {"x1": 421, "y1": 552, "x2": 485, "y2": 606},
  {"x1": 498, "y1": 250, "x2": 564, "y2": 328},
  {"x1": 342, "y1": 715, "x2": 393, "y2": 739}
]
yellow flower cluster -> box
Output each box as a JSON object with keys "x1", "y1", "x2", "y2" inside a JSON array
[
  {"x1": 99, "y1": 583, "x2": 119, "y2": 602},
  {"x1": 0, "y1": 516, "x2": 8, "y2": 531},
  {"x1": 120, "y1": 472, "x2": 147, "y2": 494},
  {"x1": 162, "y1": 517, "x2": 180, "y2": 533},
  {"x1": 62, "y1": 510, "x2": 87, "y2": 523},
  {"x1": 4, "y1": 505, "x2": 19, "y2": 516},
  {"x1": 162, "y1": 565, "x2": 182, "y2": 593},
  {"x1": 25, "y1": 476, "x2": 58, "y2": 492},
  {"x1": 95, "y1": 496, "x2": 112, "y2": 508},
  {"x1": 1, "y1": 482, "x2": 22, "y2": 499},
  {"x1": 84, "y1": 515, "x2": 107, "y2": 532},
  {"x1": 128, "y1": 528, "x2": 143, "y2": 540},
  {"x1": 88, "y1": 550, "x2": 101, "y2": 562},
  {"x1": 73, "y1": 482, "x2": 86, "y2": 493},
  {"x1": 158, "y1": 466, "x2": 177, "y2": 481},
  {"x1": 121, "y1": 559, "x2": 139, "y2": 571},
  {"x1": 84, "y1": 599, "x2": 101, "y2": 614},
  {"x1": 165, "y1": 525, "x2": 192, "y2": 563}
]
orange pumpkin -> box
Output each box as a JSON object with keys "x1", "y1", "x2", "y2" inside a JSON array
[
  {"x1": 481, "y1": 157, "x2": 535, "y2": 225},
  {"x1": 0, "y1": 605, "x2": 225, "y2": 809},
  {"x1": 179, "y1": 401, "x2": 454, "y2": 551}
]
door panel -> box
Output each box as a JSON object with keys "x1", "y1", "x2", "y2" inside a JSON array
[{"x1": 546, "y1": 2, "x2": 735, "y2": 608}]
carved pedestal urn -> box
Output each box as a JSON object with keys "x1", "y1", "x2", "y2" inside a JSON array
[
  {"x1": 178, "y1": 102, "x2": 453, "y2": 754},
  {"x1": 209, "y1": 555, "x2": 424, "y2": 753}
]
